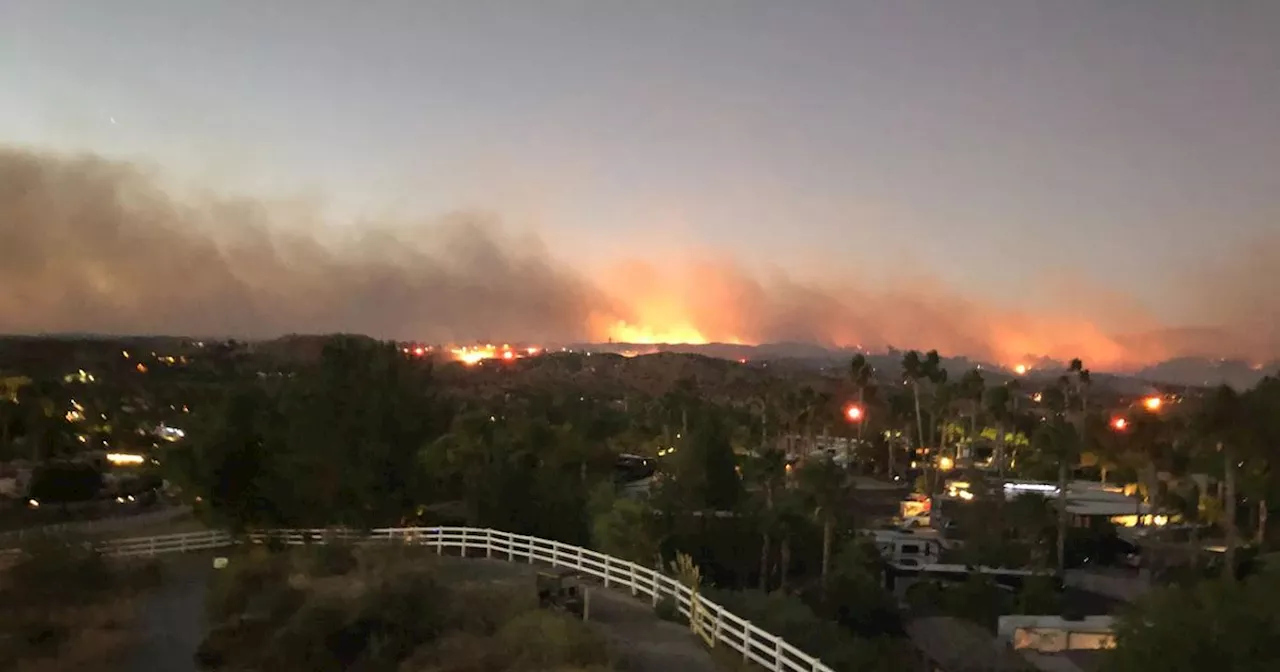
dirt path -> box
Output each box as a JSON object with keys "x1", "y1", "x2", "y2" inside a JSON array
[
  {"x1": 444, "y1": 557, "x2": 715, "y2": 672},
  {"x1": 122, "y1": 553, "x2": 213, "y2": 672}
]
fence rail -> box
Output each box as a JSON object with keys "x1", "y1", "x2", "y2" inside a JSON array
[
  {"x1": 8, "y1": 526, "x2": 833, "y2": 672},
  {"x1": 0, "y1": 505, "x2": 192, "y2": 546}
]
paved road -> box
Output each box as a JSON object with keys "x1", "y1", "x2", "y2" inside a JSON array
[
  {"x1": 444, "y1": 557, "x2": 715, "y2": 672},
  {"x1": 123, "y1": 553, "x2": 213, "y2": 672}
]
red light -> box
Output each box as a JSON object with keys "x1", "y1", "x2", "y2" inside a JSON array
[
  {"x1": 502, "y1": 350, "x2": 515, "y2": 360},
  {"x1": 1111, "y1": 417, "x2": 1128, "y2": 431},
  {"x1": 413, "y1": 347, "x2": 425, "y2": 356},
  {"x1": 845, "y1": 405, "x2": 864, "y2": 422}
]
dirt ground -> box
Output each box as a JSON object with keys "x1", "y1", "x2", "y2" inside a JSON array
[{"x1": 439, "y1": 556, "x2": 716, "y2": 672}]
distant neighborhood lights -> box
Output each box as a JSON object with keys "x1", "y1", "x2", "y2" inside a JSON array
[
  {"x1": 106, "y1": 452, "x2": 146, "y2": 466},
  {"x1": 1143, "y1": 396, "x2": 1162, "y2": 411}
]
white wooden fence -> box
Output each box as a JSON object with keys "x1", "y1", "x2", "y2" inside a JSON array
[
  {"x1": 0, "y1": 506, "x2": 192, "y2": 546},
  {"x1": 11, "y1": 526, "x2": 835, "y2": 672}
]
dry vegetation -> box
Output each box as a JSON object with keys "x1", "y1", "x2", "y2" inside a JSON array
[
  {"x1": 197, "y1": 542, "x2": 617, "y2": 672},
  {"x1": 0, "y1": 537, "x2": 162, "y2": 672}
]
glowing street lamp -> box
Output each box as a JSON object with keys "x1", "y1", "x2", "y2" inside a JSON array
[
  {"x1": 845, "y1": 405, "x2": 864, "y2": 422},
  {"x1": 1143, "y1": 396, "x2": 1162, "y2": 412},
  {"x1": 938, "y1": 455, "x2": 956, "y2": 472},
  {"x1": 1111, "y1": 417, "x2": 1128, "y2": 431},
  {"x1": 1014, "y1": 364, "x2": 1028, "y2": 375}
]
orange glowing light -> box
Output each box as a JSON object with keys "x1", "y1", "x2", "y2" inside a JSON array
[
  {"x1": 607, "y1": 320, "x2": 708, "y2": 345},
  {"x1": 502, "y1": 350, "x2": 515, "y2": 360},
  {"x1": 413, "y1": 347, "x2": 425, "y2": 356},
  {"x1": 1112, "y1": 417, "x2": 1128, "y2": 431},
  {"x1": 1143, "y1": 396, "x2": 1162, "y2": 412},
  {"x1": 845, "y1": 405, "x2": 864, "y2": 422},
  {"x1": 1013, "y1": 364, "x2": 1028, "y2": 375}
]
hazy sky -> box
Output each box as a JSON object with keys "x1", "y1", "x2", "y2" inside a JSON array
[{"x1": 3, "y1": 0, "x2": 1278, "y2": 336}]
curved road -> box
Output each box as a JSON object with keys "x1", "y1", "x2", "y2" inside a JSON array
[{"x1": 124, "y1": 553, "x2": 213, "y2": 672}]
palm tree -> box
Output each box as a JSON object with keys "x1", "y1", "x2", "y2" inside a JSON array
[
  {"x1": 849, "y1": 354, "x2": 874, "y2": 447},
  {"x1": 798, "y1": 456, "x2": 846, "y2": 588},
  {"x1": 1033, "y1": 410, "x2": 1080, "y2": 576},
  {"x1": 957, "y1": 368, "x2": 986, "y2": 450},
  {"x1": 744, "y1": 448, "x2": 788, "y2": 591},
  {"x1": 902, "y1": 350, "x2": 947, "y2": 513},
  {"x1": 1196, "y1": 385, "x2": 1247, "y2": 581},
  {"x1": 985, "y1": 384, "x2": 1014, "y2": 477}
]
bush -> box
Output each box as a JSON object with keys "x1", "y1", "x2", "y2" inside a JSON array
[
  {"x1": 5, "y1": 537, "x2": 115, "y2": 608},
  {"x1": 492, "y1": 610, "x2": 613, "y2": 670},
  {"x1": 197, "y1": 546, "x2": 622, "y2": 672},
  {"x1": 654, "y1": 596, "x2": 680, "y2": 623},
  {"x1": 296, "y1": 543, "x2": 358, "y2": 577},
  {"x1": 706, "y1": 588, "x2": 916, "y2": 672}
]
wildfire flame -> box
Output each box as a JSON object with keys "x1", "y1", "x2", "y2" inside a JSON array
[{"x1": 605, "y1": 320, "x2": 709, "y2": 345}]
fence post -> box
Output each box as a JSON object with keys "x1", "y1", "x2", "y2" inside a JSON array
[
  {"x1": 773, "y1": 635, "x2": 783, "y2": 672},
  {"x1": 527, "y1": 538, "x2": 534, "y2": 564},
  {"x1": 628, "y1": 562, "x2": 638, "y2": 596},
  {"x1": 149, "y1": 536, "x2": 157, "y2": 556},
  {"x1": 603, "y1": 555, "x2": 611, "y2": 588},
  {"x1": 712, "y1": 609, "x2": 722, "y2": 648},
  {"x1": 461, "y1": 528, "x2": 468, "y2": 557},
  {"x1": 742, "y1": 623, "x2": 752, "y2": 662},
  {"x1": 651, "y1": 572, "x2": 659, "y2": 607},
  {"x1": 507, "y1": 532, "x2": 514, "y2": 561},
  {"x1": 436, "y1": 529, "x2": 443, "y2": 555},
  {"x1": 551, "y1": 541, "x2": 558, "y2": 567},
  {"x1": 485, "y1": 529, "x2": 493, "y2": 558}
]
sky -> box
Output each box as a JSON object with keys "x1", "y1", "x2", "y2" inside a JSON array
[{"x1": 1, "y1": 1, "x2": 1278, "y2": 369}]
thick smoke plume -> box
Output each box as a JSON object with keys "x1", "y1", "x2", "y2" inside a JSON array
[
  {"x1": 0, "y1": 146, "x2": 606, "y2": 343},
  {"x1": 1, "y1": 146, "x2": 1275, "y2": 371}
]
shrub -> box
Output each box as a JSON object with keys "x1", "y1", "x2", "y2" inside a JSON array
[
  {"x1": 5, "y1": 537, "x2": 114, "y2": 608},
  {"x1": 654, "y1": 596, "x2": 680, "y2": 622},
  {"x1": 492, "y1": 610, "x2": 613, "y2": 670}
]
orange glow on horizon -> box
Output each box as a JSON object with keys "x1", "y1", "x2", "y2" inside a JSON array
[
  {"x1": 580, "y1": 258, "x2": 1238, "y2": 371},
  {"x1": 604, "y1": 320, "x2": 710, "y2": 345}
]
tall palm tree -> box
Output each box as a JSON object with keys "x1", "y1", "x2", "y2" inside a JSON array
[
  {"x1": 744, "y1": 448, "x2": 788, "y2": 590},
  {"x1": 798, "y1": 456, "x2": 845, "y2": 588},
  {"x1": 902, "y1": 350, "x2": 947, "y2": 511},
  {"x1": 849, "y1": 354, "x2": 874, "y2": 447},
  {"x1": 1061, "y1": 359, "x2": 1091, "y2": 575},
  {"x1": 1033, "y1": 410, "x2": 1080, "y2": 576},
  {"x1": 1196, "y1": 384, "x2": 1248, "y2": 581},
  {"x1": 985, "y1": 384, "x2": 1014, "y2": 477}
]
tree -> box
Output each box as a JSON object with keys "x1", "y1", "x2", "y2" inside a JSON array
[
  {"x1": 1033, "y1": 400, "x2": 1081, "y2": 575},
  {"x1": 901, "y1": 350, "x2": 946, "y2": 514},
  {"x1": 798, "y1": 456, "x2": 846, "y2": 588},
  {"x1": 848, "y1": 354, "x2": 874, "y2": 447},
  {"x1": 744, "y1": 447, "x2": 788, "y2": 590},
  {"x1": 1101, "y1": 568, "x2": 1280, "y2": 672},
  {"x1": 588, "y1": 483, "x2": 659, "y2": 566},
  {"x1": 1194, "y1": 384, "x2": 1254, "y2": 580}
]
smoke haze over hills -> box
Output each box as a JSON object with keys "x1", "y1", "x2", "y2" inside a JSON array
[{"x1": 1, "y1": 146, "x2": 1275, "y2": 372}]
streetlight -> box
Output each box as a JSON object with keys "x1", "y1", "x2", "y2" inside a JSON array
[
  {"x1": 938, "y1": 455, "x2": 955, "y2": 472},
  {"x1": 1111, "y1": 417, "x2": 1128, "y2": 431},
  {"x1": 844, "y1": 405, "x2": 864, "y2": 422},
  {"x1": 1143, "y1": 396, "x2": 1162, "y2": 412},
  {"x1": 1014, "y1": 364, "x2": 1028, "y2": 375}
]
